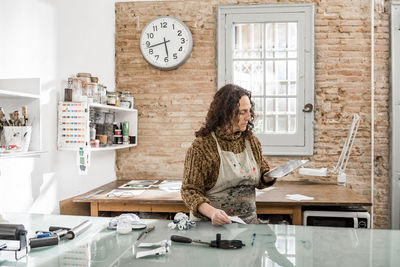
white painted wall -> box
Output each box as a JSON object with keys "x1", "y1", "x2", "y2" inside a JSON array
[{"x1": 0, "y1": 0, "x2": 119, "y2": 214}]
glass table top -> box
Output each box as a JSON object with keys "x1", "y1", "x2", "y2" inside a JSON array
[{"x1": 1, "y1": 212, "x2": 399, "y2": 266}]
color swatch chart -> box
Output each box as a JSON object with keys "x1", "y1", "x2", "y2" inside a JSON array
[{"x1": 57, "y1": 102, "x2": 88, "y2": 149}]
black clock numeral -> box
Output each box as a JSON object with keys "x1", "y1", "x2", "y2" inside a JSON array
[
  {"x1": 155, "y1": 55, "x2": 159, "y2": 60},
  {"x1": 172, "y1": 24, "x2": 175, "y2": 30},
  {"x1": 146, "y1": 41, "x2": 150, "y2": 47},
  {"x1": 153, "y1": 25, "x2": 158, "y2": 31},
  {"x1": 177, "y1": 30, "x2": 182, "y2": 36},
  {"x1": 147, "y1": 33, "x2": 154, "y2": 39},
  {"x1": 149, "y1": 49, "x2": 153, "y2": 55},
  {"x1": 181, "y1": 38, "x2": 185, "y2": 44},
  {"x1": 178, "y1": 46, "x2": 183, "y2": 52},
  {"x1": 160, "y1": 22, "x2": 167, "y2": 28},
  {"x1": 164, "y1": 57, "x2": 169, "y2": 62},
  {"x1": 173, "y1": 53, "x2": 177, "y2": 59}
]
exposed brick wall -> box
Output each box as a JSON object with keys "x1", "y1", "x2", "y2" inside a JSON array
[{"x1": 115, "y1": 0, "x2": 390, "y2": 228}]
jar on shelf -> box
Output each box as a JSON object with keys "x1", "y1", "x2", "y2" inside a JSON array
[
  {"x1": 71, "y1": 78, "x2": 83, "y2": 102},
  {"x1": 120, "y1": 91, "x2": 133, "y2": 109},
  {"x1": 87, "y1": 83, "x2": 98, "y2": 103},
  {"x1": 106, "y1": 91, "x2": 117, "y2": 106},
  {"x1": 116, "y1": 92, "x2": 121, "y2": 107},
  {"x1": 98, "y1": 85, "x2": 107, "y2": 105}
]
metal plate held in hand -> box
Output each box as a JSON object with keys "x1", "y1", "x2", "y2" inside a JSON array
[{"x1": 266, "y1": 160, "x2": 309, "y2": 179}]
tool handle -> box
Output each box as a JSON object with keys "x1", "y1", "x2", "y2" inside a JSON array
[
  {"x1": 0, "y1": 224, "x2": 26, "y2": 240},
  {"x1": 171, "y1": 235, "x2": 192, "y2": 243},
  {"x1": 30, "y1": 235, "x2": 59, "y2": 248},
  {"x1": 64, "y1": 220, "x2": 92, "y2": 240},
  {"x1": 49, "y1": 226, "x2": 71, "y2": 232}
]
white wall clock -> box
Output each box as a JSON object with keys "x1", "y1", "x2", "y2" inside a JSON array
[{"x1": 140, "y1": 16, "x2": 193, "y2": 70}]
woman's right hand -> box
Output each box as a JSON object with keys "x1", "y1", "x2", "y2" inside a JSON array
[
  {"x1": 210, "y1": 209, "x2": 232, "y2": 226},
  {"x1": 198, "y1": 203, "x2": 232, "y2": 226}
]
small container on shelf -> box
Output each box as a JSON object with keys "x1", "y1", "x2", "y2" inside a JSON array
[
  {"x1": 87, "y1": 83, "x2": 98, "y2": 104},
  {"x1": 99, "y1": 85, "x2": 108, "y2": 104},
  {"x1": 71, "y1": 78, "x2": 83, "y2": 102},
  {"x1": 122, "y1": 121, "x2": 129, "y2": 145},
  {"x1": 89, "y1": 123, "x2": 96, "y2": 141},
  {"x1": 104, "y1": 112, "x2": 114, "y2": 146},
  {"x1": 116, "y1": 92, "x2": 121, "y2": 107},
  {"x1": 107, "y1": 91, "x2": 117, "y2": 106},
  {"x1": 120, "y1": 91, "x2": 134, "y2": 109}
]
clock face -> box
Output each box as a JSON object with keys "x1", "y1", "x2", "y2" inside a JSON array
[{"x1": 140, "y1": 17, "x2": 193, "y2": 70}]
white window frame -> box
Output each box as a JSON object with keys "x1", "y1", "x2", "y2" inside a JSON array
[{"x1": 217, "y1": 4, "x2": 315, "y2": 156}]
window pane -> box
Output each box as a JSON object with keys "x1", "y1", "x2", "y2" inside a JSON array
[
  {"x1": 288, "y1": 51, "x2": 297, "y2": 58},
  {"x1": 276, "y1": 23, "x2": 287, "y2": 49},
  {"x1": 278, "y1": 82, "x2": 287, "y2": 96},
  {"x1": 233, "y1": 61, "x2": 263, "y2": 95},
  {"x1": 253, "y1": 97, "x2": 263, "y2": 115},
  {"x1": 265, "y1": 98, "x2": 274, "y2": 113},
  {"x1": 265, "y1": 23, "x2": 274, "y2": 49},
  {"x1": 266, "y1": 61, "x2": 275, "y2": 81},
  {"x1": 289, "y1": 115, "x2": 296, "y2": 133},
  {"x1": 288, "y1": 98, "x2": 296, "y2": 113},
  {"x1": 266, "y1": 115, "x2": 275, "y2": 132},
  {"x1": 288, "y1": 23, "x2": 297, "y2": 58},
  {"x1": 288, "y1": 60, "x2": 297, "y2": 81},
  {"x1": 234, "y1": 24, "x2": 263, "y2": 59},
  {"x1": 266, "y1": 81, "x2": 275, "y2": 95},
  {"x1": 288, "y1": 22, "x2": 297, "y2": 49},
  {"x1": 276, "y1": 61, "x2": 287, "y2": 81},
  {"x1": 277, "y1": 115, "x2": 288, "y2": 132},
  {"x1": 288, "y1": 82, "x2": 296, "y2": 96},
  {"x1": 254, "y1": 117, "x2": 264, "y2": 133},
  {"x1": 277, "y1": 98, "x2": 287, "y2": 112},
  {"x1": 253, "y1": 97, "x2": 264, "y2": 132}
]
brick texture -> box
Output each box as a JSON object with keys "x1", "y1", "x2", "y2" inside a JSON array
[{"x1": 115, "y1": 0, "x2": 390, "y2": 228}]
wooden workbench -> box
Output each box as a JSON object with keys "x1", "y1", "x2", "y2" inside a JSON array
[{"x1": 61, "y1": 180, "x2": 371, "y2": 225}]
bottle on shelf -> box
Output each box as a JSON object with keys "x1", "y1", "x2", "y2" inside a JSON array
[{"x1": 89, "y1": 123, "x2": 96, "y2": 141}]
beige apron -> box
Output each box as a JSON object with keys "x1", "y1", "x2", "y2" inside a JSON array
[{"x1": 191, "y1": 132, "x2": 260, "y2": 224}]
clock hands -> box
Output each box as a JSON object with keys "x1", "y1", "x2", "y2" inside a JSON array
[
  {"x1": 147, "y1": 39, "x2": 170, "y2": 48},
  {"x1": 163, "y1": 37, "x2": 169, "y2": 57}
]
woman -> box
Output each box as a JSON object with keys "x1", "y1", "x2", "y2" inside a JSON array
[{"x1": 181, "y1": 84, "x2": 276, "y2": 225}]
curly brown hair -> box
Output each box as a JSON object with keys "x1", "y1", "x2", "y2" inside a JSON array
[{"x1": 196, "y1": 84, "x2": 255, "y2": 137}]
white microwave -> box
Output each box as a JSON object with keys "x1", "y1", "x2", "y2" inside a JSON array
[{"x1": 303, "y1": 210, "x2": 370, "y2": 228}]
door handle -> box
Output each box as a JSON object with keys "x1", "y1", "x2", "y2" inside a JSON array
[{"x1": 302, "y1": 103, "x2": 313, "y2": 113}]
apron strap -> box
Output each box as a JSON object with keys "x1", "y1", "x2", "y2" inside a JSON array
[{"x1": 211, "y1": 132, "x2": 222, "y2": 154}]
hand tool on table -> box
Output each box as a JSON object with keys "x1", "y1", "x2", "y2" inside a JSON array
[
  {"x1": 0, "y1": 224, "x2": 28, "y2": 260},
  {"x1": 0, "y1": 219, "x2": 93, "y2": 260},
  {"x1": 29, "y1": 220, "x2": 92, "y2": 248},
  {"x1": 137, "y1": 225, "x2": 155, "y2": 241},
  {"x1": 171, "y1": 233, "x2": 245, "y2": 249}
]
